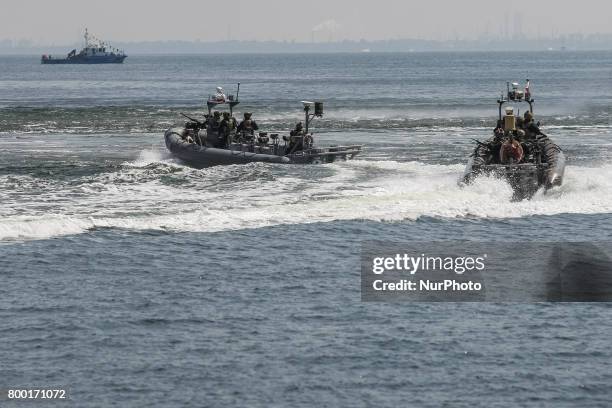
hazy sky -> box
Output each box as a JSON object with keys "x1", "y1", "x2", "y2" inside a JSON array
[{"x1": 2, "y1": 0, "x2": 611, "y2": 43}]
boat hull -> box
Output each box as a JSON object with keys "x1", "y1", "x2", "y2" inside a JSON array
[
  {"x1": 41, "y1": 55, "x2": 127, "y2": 64},
  {"x1": 165, "y1": 127, "x2": 362, "y2": 168},
  {"x1": 165, "y1": 128, "x2": 291, "y2": 168},
  {"x1": 462, "y1": 138, "x2": 565, "y2": 200}
]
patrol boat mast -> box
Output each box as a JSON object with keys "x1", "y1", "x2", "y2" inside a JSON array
[{"x1": 498, "y1": 80, "x2": 534, "y2": 119}]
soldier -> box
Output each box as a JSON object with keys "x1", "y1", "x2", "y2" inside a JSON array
[
  {"x1": 523, "y1": 111, "x2": 539, "y2": 140},
  {"x1": 204, "y1": 111, "x2": 222, "y2": 147},
  {"x1": 237, "y1": 112, "x2": 259, "y2": 136},
  {"x1": 523, "y1": 111, "x2": 534, "y2": 126},
  {"x1": 210, "y1": 111, "x2": 221, "y2": 129},
  {"x1": 225, "y1": 112, "x2": 237, "y2": 132},
  {"x1": 287, "y1": 122, "x2": 305, "y2": 153},
  {"x1": 219, "y1": 112, "x2": 236, "y2": 147},
  {"x1": 494, "y1": 119, "x2": 505, "y2": 138},
  {"x1": 515, "y1": 117, "x2": 526, "y2": 141},
  {"x1": 290, "y1": 122, "x2": 304, "y2": 137}
]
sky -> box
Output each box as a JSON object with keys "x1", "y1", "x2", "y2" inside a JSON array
[{"x1": 1, "y1": 0, "x2": 611, "y2": 44}]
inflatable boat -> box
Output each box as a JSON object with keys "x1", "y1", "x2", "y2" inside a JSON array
[
  {"x1": 461, "y1": 81, "x2": 565, "y2": 200},
  {"x1": 165, "y1": 88, "x2": 362, "y2": 168},
  {"x1": 165, "y1": 127, "x2": 291, "y2": 167}
]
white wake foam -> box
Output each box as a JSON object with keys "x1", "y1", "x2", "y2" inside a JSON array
[{"x1": 1, "y1": 157, "x2": 612, "y2": 242}]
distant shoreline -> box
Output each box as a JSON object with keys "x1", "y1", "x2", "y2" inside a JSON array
[
  {"x1": 3, "y1": 49, "x2": 612, "y2": 57},
  {"x1": 3, "y1": 37, "x2": 612, "y2": 55}
]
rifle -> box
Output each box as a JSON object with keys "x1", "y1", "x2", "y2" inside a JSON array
[
  {"x1": 180, "y1": 113, "x2": 206, "y2": 146},
  {"x1": 180, "y1": 112, "x2": 206, "y2": 128},
  {"x1": 472, "y1": 138, "x2": 492, "y2": 150}
]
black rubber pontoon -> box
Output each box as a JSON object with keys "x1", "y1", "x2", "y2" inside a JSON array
[
  {"x1": 165, "y1": 128, "x2": 291, "y2": 167},
  {"x1": 165, "y1": 127, "x2": 363, "y2": 168}
]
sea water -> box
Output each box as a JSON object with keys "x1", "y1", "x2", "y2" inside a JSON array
[{"x1": 1, "y1": 52, "x2": 611, "y2": 407}]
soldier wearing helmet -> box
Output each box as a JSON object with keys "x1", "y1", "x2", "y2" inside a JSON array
[
  {"x1": 523, "y1": 110, "x2": 540, "y2": 140},
  {"x1": 210, "y1": 111, "x2": 221, "y2": 128},
  {"x1": 237, "y1": 112, "x2": 259, "y2": 135},
  {"x1": 287, "y1": 121, "x2": 306, "y2": 153},
  {"x1": 219, "y1": 112, "x2": 237, "y2": 147}
]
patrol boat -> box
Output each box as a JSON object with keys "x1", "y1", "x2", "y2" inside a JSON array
[
  {"x1": 461, "y1": 81, "x2": 565, "y2": 200},
  {"x1": 164, "y1": 85, "x2": 363, "y2": 168},
  {"x1": 41, "y1": 29, "x2": 126, "y2": 64}
]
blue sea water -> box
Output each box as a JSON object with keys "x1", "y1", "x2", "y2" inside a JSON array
[{"x1": 1, "y1": 52, "x2": 612, "y2": 407}]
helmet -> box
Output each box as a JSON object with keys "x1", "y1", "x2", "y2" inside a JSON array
[
  {"x1": 216, "y1": 87, "x2": 223, "y2": 93},
  {"x1": 244, "y1": 112, "x2": 252, "y2": 119}
]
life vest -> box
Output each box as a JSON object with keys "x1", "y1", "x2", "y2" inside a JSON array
[{"x1": 500, "y1": 140, "x2": 524, "y2": 163}]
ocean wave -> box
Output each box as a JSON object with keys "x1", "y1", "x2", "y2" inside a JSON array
[
  {"x1": 2, "y1": 157, "x2": 612, "y2": 242},
  {"x1": 1, "y1": 105, "x2": 610, "y2": 134}
]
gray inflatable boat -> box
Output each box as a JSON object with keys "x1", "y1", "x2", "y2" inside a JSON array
[
  {"x1": 165, "y1": 127, "x2": 291, "y2": 167},
  {"x1": 165, "y1": 96, "x2": 362, "y2": 168},
  {"x1": 461, "y1": 81, "x2": 566, "y2": 200}
]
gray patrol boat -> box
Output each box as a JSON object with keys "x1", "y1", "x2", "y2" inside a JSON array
[
  {"x1": 41, "y1": 29, "x2": 126, "y2": 64},
  {"x1": 164, "y1": 85, "x2": 362, "y2": 168}
]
